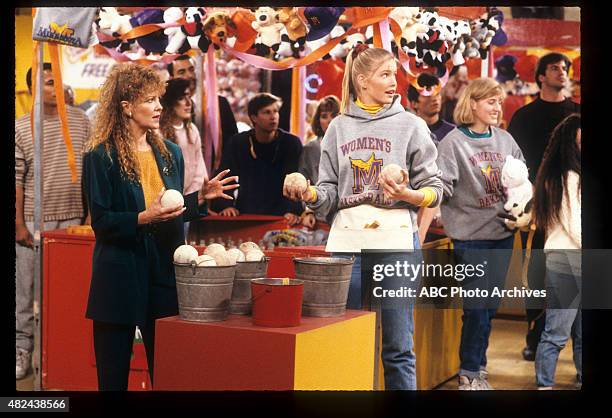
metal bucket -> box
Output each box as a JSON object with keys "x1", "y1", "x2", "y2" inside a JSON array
[
  {"x1": 293, "y1": 257, "x2": 355, "y2": 317},
  {"x1": 174, "y1": 262, "x2": 237, "y2": 322},
  {"x1": 230, "y1": 257, "x2": 270, "y2": 315}
]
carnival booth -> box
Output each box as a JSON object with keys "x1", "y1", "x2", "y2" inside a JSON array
[{"x1": 23, "y1": 6, "x2": 540, "y2": 391}]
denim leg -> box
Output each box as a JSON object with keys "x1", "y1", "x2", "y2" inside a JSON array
[
  {"x1": 571, "y1": 309, "x2": 582, "y2": 382},
  {"x1": 535, "y1": 308, "x2": 578, "y2": 387},
  {"x1": 381, "y1": 303, "x2": 416, "y2": 390},
  {"x1": 459, "y1": 309, "x2": 488, "y2": 378}
]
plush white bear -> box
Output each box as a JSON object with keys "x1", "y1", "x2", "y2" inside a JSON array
[
  {"x1": 251, "y1": 7, "x2": 284, "y2": 56},
  {"x1": 501, "y1": 155, "x2": 533, "y2": 230}
]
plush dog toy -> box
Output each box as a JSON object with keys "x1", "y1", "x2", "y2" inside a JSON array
[
  {"x1": 251, "y1": 7, "x2": 284, "y2": 57},
  {"x1": 278, "y1": 7, "x2": 307, "y2": 58},
  {"x1": 500, "y1": 155, "x2": 533, "y2": 230},
  {"x1": 203, "y1": 11, "x2": 237, "y2": 50}
]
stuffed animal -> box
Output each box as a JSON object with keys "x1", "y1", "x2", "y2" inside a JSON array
[
  {"x1": 129, "y1": 9, "x2": 169, "y2": 55},
  {"x1": 183, "y1": 7, "x2": 212, "y2": 53},
  {"x1": 96, "y1": 7, "x2": 134, "y2": 52},
  {"x1": 276, "y1": 27, "x2": 294, "y2": 59},
  {"x1": 329, "y1": 25, "x2": 348, "y2": 60},
  {"x1": 164, "y1": 7, "x2": 190, "y2": 54},
  {"x1": 500, "y1": 155, "x2": 533, "y2": 230},
  {"x1": 389, "y1": 7, "x2": 420, "y2": 31},
  {"x1": 203, "y1": 11, "x2": 237, "y2": 50},
  {"x1": 251, "y1": 7, "x2": 284, "y2": 57},
  {"x1": 278, "y1": 7, "x2": 307, "y2": 58},
  {"x1": 471, "y1": 13, "x2": 498, "y2": 59},
  {"x1": 451, "y1": 20, "x2": 472, "y2": 66}
]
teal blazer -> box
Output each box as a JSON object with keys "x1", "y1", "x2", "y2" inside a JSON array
[{"x1": 83, "y1": 140, "x2": 207, "y2": 326}]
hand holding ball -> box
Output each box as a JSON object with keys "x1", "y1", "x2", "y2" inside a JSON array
[
  {"x1": 283, "y1": 172, "x2": 310, "y2": 201},
  {"x1": 381, "y1": 164, "x2": 406, "y2": 184},
  {"x1": 161, "y1": 189, "x2": 184, "y2": 209}
]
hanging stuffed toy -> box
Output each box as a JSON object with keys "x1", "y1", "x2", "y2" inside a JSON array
[
  {"x1": 95, "y1": 7, "x2": 135, "y2": 52},
  {"x1": 251, "y1": 7, "x2": 284, "y2": 57},
  {"x1": 182, "y1": 7, "x2": 212, "y2": 53},
  {"x1": 203, "y1": 11, "x2": 237, "y2": 50},
  {"x1": 450, "y1": 19, "x2": 472, "y2": 66},
  {"x1": 499, "y1": 155, "x2": 533, "y2": 230},
  {"x1": 278, "y1": 7, "x2": 307, "y2": 58},
  {"x1": 129, "y1": 9, "x2": 168, "y2": 55},
  {"x1": 164, "y1": 7, "x2": 190, "y2": 54},
  {"x1": 329, "y1": 25, "x2": 348, "y2": 60}
]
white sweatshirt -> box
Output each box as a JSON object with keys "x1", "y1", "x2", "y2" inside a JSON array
[{"x1": 545, "y1": 170, "x2": 581, "y2": 250}]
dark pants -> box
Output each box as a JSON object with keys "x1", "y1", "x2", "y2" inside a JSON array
[
  {"x1": 453, "y1": 236, "x2": 514, "y2": 379},
  {"x1": 521, "y1": 229, "x2": 547, "y2": 351},
  {"x1": 93, "y1": 318, "x2": 156, "y2": 391}
]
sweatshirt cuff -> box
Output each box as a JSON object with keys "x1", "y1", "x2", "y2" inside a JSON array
[{"x1": 418, "y1": 187, "x2": 437, "y2": 207}]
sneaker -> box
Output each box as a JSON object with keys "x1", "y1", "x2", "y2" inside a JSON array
[
  {"x1": 479, "y1": 368, "x2": 489, "y2": 380},
  {"x1": 458, "y1": 375, "x2": 478, "y2": 390},
  {"x1": 16, "y1": 348, "x2": 31, "y2": 380},
  {"x1": 522, "y1": 346, "x2": 536, "y2": 361},
  {"x1": 575, "y1": 374, "x2": 582, "y2": 389},
  {"x1": 476, "y1": 376, "x2": 494, "y2": 390},
  {"x1": 537, "y1": 386, "x2": 553, "y2": 390}
]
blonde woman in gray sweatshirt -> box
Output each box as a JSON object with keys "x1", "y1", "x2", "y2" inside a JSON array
[
  {"x1": 284, "y1": 45, "x2": 442, "y2": 390},
  {"x1": 436, "y1": 78, "x2": 525, "y2": 390}
]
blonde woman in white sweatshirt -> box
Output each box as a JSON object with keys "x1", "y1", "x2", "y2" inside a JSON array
[{"x1": 532, "y1": 114, "x2": 581, "y2": 390}]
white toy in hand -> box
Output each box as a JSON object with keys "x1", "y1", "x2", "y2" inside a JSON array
[
  {"x1": 161, "y1": 189, "x2": 184, "y2": 208},
  {"x1": 501, "y1": 155, "x2": 533, "y2": 230}
]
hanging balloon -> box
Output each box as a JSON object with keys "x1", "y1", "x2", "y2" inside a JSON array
[{"x1": 515, "y1": 54, "x2": 539, "y2": 83}]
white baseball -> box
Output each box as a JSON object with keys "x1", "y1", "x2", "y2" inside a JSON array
[
  {"x1": 195, "y1": 254, "x2": 217, "y2": 266},
  {"x1": 245, "y1": 249, "x2": 265, "y2": 262},
  {"x1": 284, "y1": 172, "x2": 308, "y2": 192},
  {"x1": 382, "y1": 164, "x2": 405, "y2": 183},
  {"x1": 227, "y1": 248, "x2": 246, "y2": 263},
  {"x1": 203, "y1": 243, "x2": 226, "y2": 257},
  {"x1": 239, "y1": 242, "x2": 260, "y2": 254},
  {"x1": 161, "y1": 189, "x2": 184, "y2": 208},
  {"x1": 173, "y1": 244, "x2": 199, "y2": 264}
]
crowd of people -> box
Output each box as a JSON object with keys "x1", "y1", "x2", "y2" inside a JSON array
[{"x1": 15, "y1": 50, "x2": 580, "y2": 391}]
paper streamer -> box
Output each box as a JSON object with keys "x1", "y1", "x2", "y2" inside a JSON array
[{"x1": 204, "y1": 47, "x2": 221, "y2": 174}]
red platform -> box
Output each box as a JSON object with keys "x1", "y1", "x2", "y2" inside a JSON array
[{"x1": 154, "y1": 311, "x2": 375, "y2": 391}]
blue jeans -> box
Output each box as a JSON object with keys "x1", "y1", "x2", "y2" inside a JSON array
[
  {"x1": 452, "y1": 236, "x2": 514, "y2": 379},
  {"x1": 334, "y1": 232, "x2": 421, "y2": 390},
  {"x1": 535, "y1": 252, "x2": 582, "y2": 388}
]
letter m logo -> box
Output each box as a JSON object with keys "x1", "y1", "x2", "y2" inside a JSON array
[{"x1": 350, "y1": 152, "x2": 383, "y2": 194}]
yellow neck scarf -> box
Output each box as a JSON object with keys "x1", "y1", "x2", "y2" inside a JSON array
[{"x1": 355, "y1": 97, "x2": 384, "y2": 115}]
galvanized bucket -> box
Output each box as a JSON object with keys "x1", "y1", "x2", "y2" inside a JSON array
[
  {"x1": 230, "y1": 257, "x2": 270, "y2": 315},
  {"x1": 174, "y1": 262, "x2": 237, "y2": 322},
  {"x1": 293, "y1": 257, "x2": 355, "y2": 317}
]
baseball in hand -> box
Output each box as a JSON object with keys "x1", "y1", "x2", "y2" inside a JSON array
[
  {"x1": 161, "y1": 189, "x2": 184, "y2": 208},
  {"x1": 381, "y1": 164, "x2": 405, "y2": 183},
  {"x1": 284, "y1": 173, "x2": 308, "y2": 192}
]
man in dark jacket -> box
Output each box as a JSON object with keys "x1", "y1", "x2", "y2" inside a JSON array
[{"x1": 211, "y1": 93, "x2": 304, "y2": 225}]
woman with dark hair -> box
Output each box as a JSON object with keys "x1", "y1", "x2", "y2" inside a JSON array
[
  {"x1": 533, "y1": 113, "x2": 581, "y2": 390},
  {"x1": 83, "y1": 63, "x2": 238, "y2": 390},
  {"x1": 160, "y1": 78, "x2": 207, "y2": 237}
]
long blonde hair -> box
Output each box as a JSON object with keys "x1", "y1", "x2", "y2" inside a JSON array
[
  {"x1": 453, "y1": 77, "x2": 505, "y2": 126},
  {"x1": 86, "y1": 63, "x2": 172, "y2": 183},
  {"x1": 340, "y1": 46, "x2": 395, "y2": 114}
]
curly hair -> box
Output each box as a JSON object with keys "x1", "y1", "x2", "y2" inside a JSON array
[
  {"x1": 86, "y1": 63, "x2": 171, "y2": 183},
  {"x1": 159, "y1": 78, "x2": 193, "y2": 144}
]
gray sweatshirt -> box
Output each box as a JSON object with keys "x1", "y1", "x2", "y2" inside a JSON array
[
  {"x1": 298, "y1": 137, "x2": 322, "y2": 185},
  {"x1": 437, "y1": 126, "x2": 525, "y2": 241},
  {"x1": 308, "y1": 95, "x2": 443, "y2": 233}
]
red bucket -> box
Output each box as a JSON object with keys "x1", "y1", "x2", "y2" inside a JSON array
[{"x1": 251, "y1": 278, "x2": 304, "y2": 327}]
